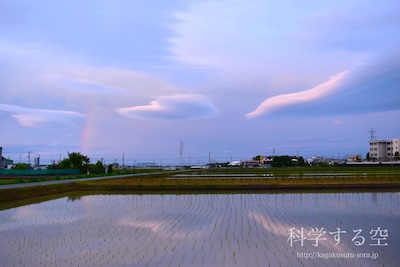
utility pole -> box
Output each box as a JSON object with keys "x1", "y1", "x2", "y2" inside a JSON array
[
  {"x1": 180, "y1": 141, "x2": 184, "y2": 167},
  {"x1": 122, "y1": 153, "x2": 125, "y2": 169}
]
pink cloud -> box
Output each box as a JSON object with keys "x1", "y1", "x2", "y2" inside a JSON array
[
  {"x1": 0, "y1": 104, "x2": 85, "y2": 127},
  {"x1": 246, "y1": 70, "x2": 349, "y2": 118},
  {"x1": 116, "y1": 94, "x2": 218, "y2": 121}
]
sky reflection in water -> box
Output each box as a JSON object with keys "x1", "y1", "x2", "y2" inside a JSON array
[{"x1": 0, "y1": 192, "x2": 399, "y2": 267}]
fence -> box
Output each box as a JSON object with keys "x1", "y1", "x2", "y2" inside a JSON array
[{"x1": 0, "y1": 169, "x2": 80, "y2": 176}]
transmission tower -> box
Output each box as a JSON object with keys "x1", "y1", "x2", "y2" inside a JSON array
[{"x1": 370, "y1": 128, "x2": 376, "y2": 141}]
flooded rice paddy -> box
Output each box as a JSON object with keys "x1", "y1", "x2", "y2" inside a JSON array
[{"x1": 0, "y1": 192, "x2": 399, "y2": 266}]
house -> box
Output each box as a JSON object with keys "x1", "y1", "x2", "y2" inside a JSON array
[
  {"x1": 242, "y1": 160, "x2": 259, "y2": 168},
  {"x1": 229, "y1": 160, "x2": 241, "y2": 166},
  {"x1": 347, "y1": 154, "x2": 362, "y2": 162},
  {"x1": 0, "y1": 147, "x2": 14, "y2": 169}
]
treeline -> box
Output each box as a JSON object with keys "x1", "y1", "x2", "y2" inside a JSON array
[
  {"x1": 270, "y1": 155, "x2": 306, "y2": 167},
  {"x1": 253, "y1": 155, "x2": 307, "y2": 167},
  {"x1": 50, "y1": 152, "x2": 113, "y2": 174}
]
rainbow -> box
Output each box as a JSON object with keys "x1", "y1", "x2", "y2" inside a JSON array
[{"x1": 80, "y1": 111, "x2": 93, "y2": 155}]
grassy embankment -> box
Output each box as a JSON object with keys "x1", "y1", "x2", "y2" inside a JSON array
[
  {"x1": 0, "y1": 168, "x2": 165, "y2": 185},
  {"x1": 80, "y1": 166, "x2": 400, "y2": 193},
  {"x1": 1, "y1": 166, "x2": 400, "y2": 208}
]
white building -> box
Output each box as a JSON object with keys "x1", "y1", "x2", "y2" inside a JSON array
[{"x1": 369, "y1": 138, "x2": 400, "y2": 161}]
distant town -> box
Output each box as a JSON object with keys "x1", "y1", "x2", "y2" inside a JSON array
[{"x1": 1, "y1": 135, "x2": 399, "y2": 174}]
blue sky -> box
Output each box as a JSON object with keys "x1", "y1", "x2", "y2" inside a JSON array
[{"x1": 1, "y1": 0, "x2": 400, "y2": 165}]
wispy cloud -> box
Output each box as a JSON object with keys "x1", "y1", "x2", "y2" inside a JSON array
[
  {"x1": 48, "y1": 76, "x2": 128, "y2": 95},
  {"x1": 116, "y1": 94, "x2": 218, "y2": 121},
  {"x1": 246, "y1": 71, "x2": 349, "y2": 118},
  {"x1": 45, "y1": 67, "x2": 182, "y2": 98},
  {"x1": 0, "y1": 104, "x2": 85, "y2": 127}
]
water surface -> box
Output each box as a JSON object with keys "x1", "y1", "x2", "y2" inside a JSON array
[{"x1": 0, "y1": 192, "x2": 399, "y2": 266}]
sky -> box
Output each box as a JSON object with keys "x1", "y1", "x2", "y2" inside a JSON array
[{"x1": 1, "y1": 0, "x2": 400, "y2": 165}]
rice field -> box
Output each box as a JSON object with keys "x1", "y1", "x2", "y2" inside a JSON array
[{"x1": 0, "y1": 192, "x2": 399, "y2": 266}]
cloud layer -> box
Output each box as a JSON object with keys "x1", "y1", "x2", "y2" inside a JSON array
[{"x1": 1, "y1": 0, "x2": 399, "y2": 163}]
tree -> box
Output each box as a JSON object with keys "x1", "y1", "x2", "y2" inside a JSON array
[
  {"x1": 366, "y1": 152, "x2": 377, "y2": 161},
  {"x1": 253, "y1": 155, "x2": 261, "y2": 161},
  {"x1": 395, "y1": 151, "x2": 400, "y2": 160},
  {"x1": 57, "y1": 158, "x2": 72, "y2": 169},
  {"x1": 13, "y1": 163, "x2": 29, "y2": 170},
  {"x1": 67, "y1": 152, "x2": 90, "y2": 173},
  {"x1": 270, "y1": 155, "x2": 306, "y2": 167},
  {"x1": 107, "y1": 164, "x2": 113, "y2": 174},
  {"x1": 271, "y1": 156, "x2": 293, "y2": 167},
  {"x1": 88, "y1": 160, "x2": 105, "y2": 174},
  {"x1": 298, "y1": 156, "x2": 307, "y2": 167}
]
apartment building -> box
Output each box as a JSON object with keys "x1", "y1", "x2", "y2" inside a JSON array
[{"x1": 369, "y1": 138, "x2": 400, "y2": 161}]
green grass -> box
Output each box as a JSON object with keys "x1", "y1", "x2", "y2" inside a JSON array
[{"x1": 0, "y1": 168, "x2": 175, "y2": 185}]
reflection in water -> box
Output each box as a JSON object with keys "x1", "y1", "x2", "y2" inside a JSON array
[
  {"x1": 372, "y1": 192, "x2": 378, "y2": 204},
  {"x1": 0, "y1": 192, "x2": 399, "y2": 267},
  {"x1": 67, "y1": 195, "x2": 83, "y2": 202}
]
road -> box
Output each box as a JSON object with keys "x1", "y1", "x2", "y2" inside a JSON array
[{"x1": 0, "y1": 171, "x2": 184, "y2": 190}]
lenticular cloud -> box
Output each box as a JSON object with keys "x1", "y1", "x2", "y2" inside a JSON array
[
  {"x1": 246, "y1": 71, "x2": 349, "y2": 118},
  {"x1": 116, "y1": 94, "x2": 218, "y2": 121},
  {"x1": 0, "y1": 104, "x2": 85, "y2": 127}
]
